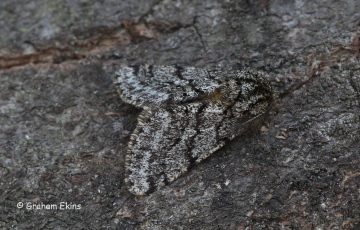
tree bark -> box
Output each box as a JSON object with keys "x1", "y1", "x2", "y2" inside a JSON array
[{"x1": 0, "y1": 0, "x2": 359, "y2": 229}]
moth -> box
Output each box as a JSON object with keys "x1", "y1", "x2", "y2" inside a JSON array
[{"x1": 114, "y1": 65, "x2": 272, "y2": 195}]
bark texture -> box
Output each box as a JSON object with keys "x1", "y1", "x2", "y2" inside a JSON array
[{"x1": 0, "y1": 0, "x2": 359, "y2": 229}]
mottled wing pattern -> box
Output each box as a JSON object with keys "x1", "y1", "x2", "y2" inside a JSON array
[
  {"x1": 115, "y1": 65, "x2": 273, "y2": 195},
  {"x1": 115, "y1": 65, "x2": 220, "y2": 108}
]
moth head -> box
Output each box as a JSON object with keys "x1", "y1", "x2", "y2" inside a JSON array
[{"x1": 219, "y1": 71, "x2": 273, "y2": 117}]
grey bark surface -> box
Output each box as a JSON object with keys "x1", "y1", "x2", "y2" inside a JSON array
[{"x1": 0, "y1": 0, "x2": 359, "y2": 229}]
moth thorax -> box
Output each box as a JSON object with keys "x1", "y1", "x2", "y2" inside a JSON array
[{"x1": 218, "y1": 79, "x2": 242, "y2": 105}]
